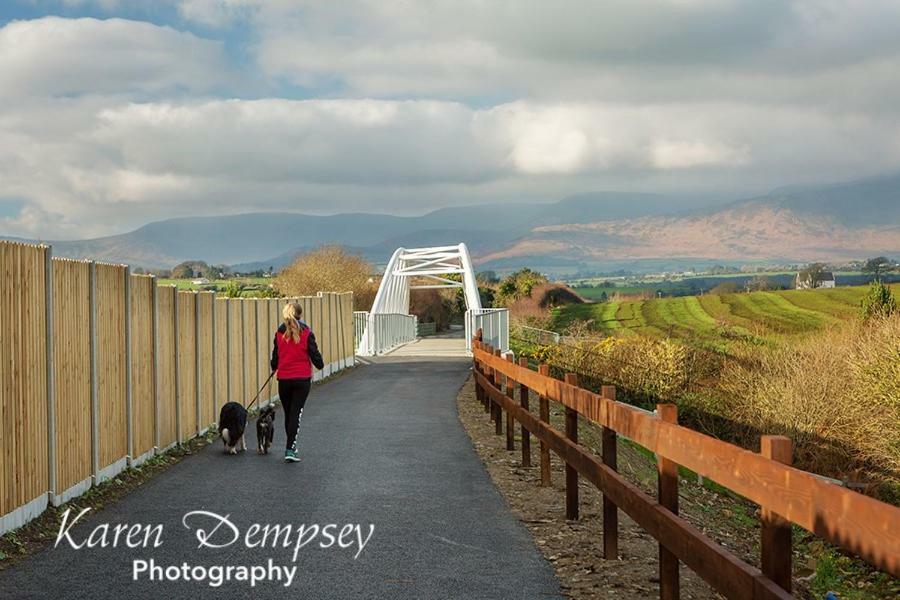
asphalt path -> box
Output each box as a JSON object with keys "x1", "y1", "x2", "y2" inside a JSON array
[{"x1": 0, "y1": 357, "x2": 561, "y2": 599}]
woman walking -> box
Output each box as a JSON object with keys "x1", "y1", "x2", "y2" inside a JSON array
[{"x1": 271, "y1": 301, "x2": 324, "y2": 462}]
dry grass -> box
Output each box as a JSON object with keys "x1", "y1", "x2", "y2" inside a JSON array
[
  {"x1": 719, "y1": 316, "x2": 900, "y2": 493},
  {"x1": 516, "y1": 314, "x2": 900, "y2": 498}
]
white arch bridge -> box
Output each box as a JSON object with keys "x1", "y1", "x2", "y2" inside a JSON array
[{"x1": 354, "y1": 244, "x2": 509, "y2": 356}]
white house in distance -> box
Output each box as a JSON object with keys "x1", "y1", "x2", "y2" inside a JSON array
[
  {"x1": 191, "y1": 277, "x2": 211, "y2": 285},
  {"x1": 795, "y1": 271, "x2": 836, "y2": 289}
]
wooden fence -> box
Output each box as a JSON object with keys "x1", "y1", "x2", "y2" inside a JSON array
[
  {"x1": 472, "y1": 340, "x2": 900, "y2": 599},
  {"x1": 0, "y1": 240, "x2": 355, "y2": 535}
]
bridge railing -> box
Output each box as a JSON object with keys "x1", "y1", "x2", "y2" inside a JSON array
[
  {"x1": 472, "y1": 340, "x2": 899, "y2": 599},
  {"x1": 355, "y1": 311, "x2": 418, "y2": 356},
  {"x1": 465, "y1": 308, "x2": 509, "y2": 353}
]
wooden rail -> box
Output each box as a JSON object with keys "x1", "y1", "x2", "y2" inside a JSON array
[{"x1": 471, "y1": 340, "x2": 900, "y2": 599}]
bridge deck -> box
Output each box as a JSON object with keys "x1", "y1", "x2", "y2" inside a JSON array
[
  {"x1": 383, "y1": 329, "x2": 469, "y2": 358},
  {"x1": 0, "y1": 357, "x2": 560, "y2": 599}
]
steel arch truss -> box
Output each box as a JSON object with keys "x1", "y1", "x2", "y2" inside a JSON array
[{"x1": 370, "y1": 244, "x2": 482, "y2": 315}]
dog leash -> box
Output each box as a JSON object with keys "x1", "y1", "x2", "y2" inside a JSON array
[{"x1": 243, "y1": 371, "x2": 276, "y2": 412}]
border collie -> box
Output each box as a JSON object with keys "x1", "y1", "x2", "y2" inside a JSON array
[
  {"x1": 218, "y1": 402, "x2": 248, "y2": 454},
  {"x1": 256, "y1": 405, "x2": 275, "y2": 454}
]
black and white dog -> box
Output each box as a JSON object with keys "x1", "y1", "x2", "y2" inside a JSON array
[
  {"x1": 218, "y1": 401, "x2": 248, "y2": 454},
  {"x1": 256, "y1": 405, "x2": 275, "y2": 454}
]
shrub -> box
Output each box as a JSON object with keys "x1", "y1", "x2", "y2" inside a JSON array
[
  {"x1": 224, "y1": 280, "x2": 244, "y2": 298},
  {"x1": 860, "y1": 281, "x2": 896, "y2": 322},
  {"x1": 276, "y1": 245, "x2": 377, "y2": 309},
  {"x1": 528, "y1": 332, "x2": 692, "y2": 404},
  {"x1": 494, "y1": 268, "x2": 548, "y2": 307}
]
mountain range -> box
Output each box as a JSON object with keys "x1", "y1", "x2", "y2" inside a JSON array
[{"x1": 5, "y1": 173, "x2": 900, "y2": 275}]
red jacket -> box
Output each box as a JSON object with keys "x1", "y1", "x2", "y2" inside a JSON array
[{"x1": 270, "y1": 322, "x2": 324, "y2": 380}]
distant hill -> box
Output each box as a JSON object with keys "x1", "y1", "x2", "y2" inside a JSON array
[
  {"x1": 478, "y1": 174, "x2": 900, "y2": 272},
  {"x1": 9, "y1": 172, "x2": 899, "y2": 273},
  {"x1": 33, "y1": 193, "x2": 718, "y2": 269}
]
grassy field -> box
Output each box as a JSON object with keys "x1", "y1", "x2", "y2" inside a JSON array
[
  {"x1": 157, "y1": 277, "x2": 270, "y2": 291},
  {"x1": 553, "y1": 283, "x2": 900, "y2": 346}
]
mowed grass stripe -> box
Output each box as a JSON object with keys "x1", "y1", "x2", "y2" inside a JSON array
[
  {"x1": 551, "y1": 284, "x2": 893, "y2": 343},
  {"x1": 779, "y1": 289, "x2": 860, "y2": 319}
]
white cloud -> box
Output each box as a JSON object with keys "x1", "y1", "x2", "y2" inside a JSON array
[
  {"x1": 2, "y1": 3, "x2": 900, "y2": 239},
  {"x1": 0, "y1": 17, "x2": 229, "y2": 98},
  {"x1": 3, "y1": 95, "x2": 899, "y2": 238}
]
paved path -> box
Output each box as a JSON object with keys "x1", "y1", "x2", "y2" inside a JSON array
[{"x1": 0, "y1": 357, "x2": 561, "y2": 599}]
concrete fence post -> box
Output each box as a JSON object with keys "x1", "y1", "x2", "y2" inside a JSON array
[
  {"x1": 89, "y1": 261, "x2": 99, "y2": 482},
  {"x1": 195, "y1": 292, "x2": 202, "y2": 435},
  {"x1": 44, "y1": 245, "x2": 56, "y2": 500},
  {"x1": 124, "y1": 266, "x2": 134, "y2": 464},
  {"x1": 211, "y1": 296, "x2": 218, "y2": 420},
  {"x1": 151, "y1": 278, "x2": 160, "y2": 452},
  {"x1": 173, "y1": 286, "x2": 181, "y2": 444}
]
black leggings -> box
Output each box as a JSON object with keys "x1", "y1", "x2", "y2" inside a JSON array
[{"x1": 278, "y1": 378, "x2": 311, "y2": 451}]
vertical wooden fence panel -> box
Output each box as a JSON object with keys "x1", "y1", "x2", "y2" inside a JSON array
[
  {"x1": 256, "y1": 300, "x2": 269, "y2": 404},
  {"x1": 228, "y1": 300, "x2": 245, "y2": 406},
  {"x1": 197, "y1": 293, "x2": 215, "y2": 429},
  {"x1": 0, "y1": 242, "x2": 49, "y2": 532},
  {"x1": 307, "y1": 296, "x2": 322, "y2": 381},
  {"x1": 156, "y1": 287, "x2": 178, "y2": 449},
  {"x1": 267, "y1": 299, "x2": 278, "y2": 400},
  {"x1": 177, "y1": 291, "x2": 198, "y2": 441},
  {"x1": 243, "y1": 300, "x2": 258, "y2": 402},
  {"x1": 342, "y1": 293, "x2": 350, "y2": 366},
  {"x1": 51, "y1": 259, "x2": 92, "y2": 503},
  {"x1": 214, "y1": 298, "x2": 229, "y2": 407},
  {"x1": 129, "y1": 274, "x2": 156, "y2": 464},
  {"x1": 95, "y1": 263, "x2": 127, "y2": 482}
]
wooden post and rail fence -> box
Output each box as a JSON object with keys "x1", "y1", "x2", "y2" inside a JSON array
[
  {"x1": 471, "y1": 339, "x2": 900, "y2": 600},
  {"x1": 0, "y1": 240, "x2": 355, "y2": 536}
]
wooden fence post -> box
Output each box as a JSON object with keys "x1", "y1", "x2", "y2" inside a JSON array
[
  {"x1": 486, "y1": 345, "x2": 497, "y2": 420},
  {"x1": 564, "y1": 373, "x2": 579, "y2": 520},
  {"x1": 518, "y1": 358, "x2": 531, "y2": 468},
  {"x1": 601, "y1": 384, "x2": 618, "y2": 560},
  {"x1": 761, "y1": 435, "x2": 793, "y2": 593},
  {"x1": 538, "y1": 364, "x2": 551, "y2": 487},
  {"x1": 480, "y1": 343, "x2": 490, "y2": 413},
  {"x1": 657, "y1": 403, "x2": 679, "y2": 600},
  {"x1": 505, "y1": 354, "x2": 515, "y2": 451},
  {"x1": 493, "y1": 348, "x2": 503, "y2": 436},
  {"x1": 473, "y1": 341, "x2": 484, "y2": 409}
]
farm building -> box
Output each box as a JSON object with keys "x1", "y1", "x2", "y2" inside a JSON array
[
  {"x1": 191, "y1": 277, "x2": 211, "y2": 285},
  {"x1": 795, "y1": 271, "x2": 836, "y2": 289}
]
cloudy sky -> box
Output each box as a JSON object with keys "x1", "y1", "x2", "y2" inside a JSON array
[{"x1": 2, "y1": 0, "x2": 900, "y2": 239}]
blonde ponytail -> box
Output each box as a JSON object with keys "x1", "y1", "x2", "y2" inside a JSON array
[{"x1": 282, "y1": 302, "x2": 303, "y2": 343}]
